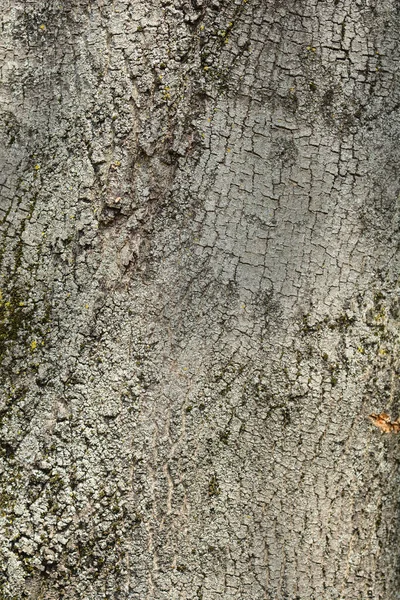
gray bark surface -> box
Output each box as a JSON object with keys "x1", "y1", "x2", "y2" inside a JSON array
[{"x1": 0, "y1": 0, "x2": 400, "y2": 598}]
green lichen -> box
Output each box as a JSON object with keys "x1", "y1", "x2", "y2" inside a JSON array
[{"x1": 0, "y1": 289, "x2": 34, "y2": 361}]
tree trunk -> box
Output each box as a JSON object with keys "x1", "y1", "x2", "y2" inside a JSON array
[{"x1": 1, "y1": 0, "x2": 400, "y2": 598}]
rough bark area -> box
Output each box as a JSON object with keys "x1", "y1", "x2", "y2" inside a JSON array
[{"x1": 1, "y1": 0, "x2": 400, "y2": 598}]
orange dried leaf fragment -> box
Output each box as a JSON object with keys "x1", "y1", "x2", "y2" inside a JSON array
[{"x1": 369, "y1": 413, "x2": 400, "y2": 433}]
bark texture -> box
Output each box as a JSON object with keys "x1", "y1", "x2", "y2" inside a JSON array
[{"x1": 1, "y1": 0, "x2": 400, "y2": 598}]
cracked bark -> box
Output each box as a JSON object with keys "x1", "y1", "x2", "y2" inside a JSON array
[{"x1": 0, "y1": 0, "x2": 400, "y2": 598}]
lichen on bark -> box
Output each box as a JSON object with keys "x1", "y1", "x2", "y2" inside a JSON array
[{"x1": 0, "y1": 0, "x2": 400, "y2": 598}]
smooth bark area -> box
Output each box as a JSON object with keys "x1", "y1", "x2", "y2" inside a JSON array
[{"x1": 1, "y1": 0, "x2": 400, "y2": 598}]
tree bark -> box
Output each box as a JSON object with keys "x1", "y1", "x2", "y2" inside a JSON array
[{"x1": 1, "y1": 0, "x2": 400, "y2": 598}]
